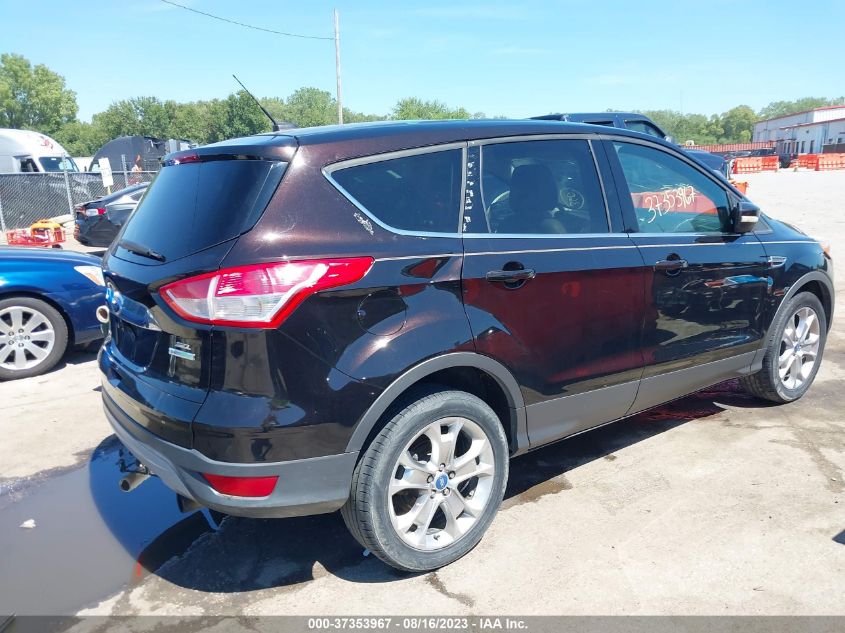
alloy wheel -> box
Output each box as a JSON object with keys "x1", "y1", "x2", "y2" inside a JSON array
[
  {"x1": 779, "y1": 306, "x2": 821, "y2": 390},
  {"x1": 0, "y1": 306, "x2": 57, "y2": 372},
  {"x1": 388, "y1": 417, "x2": 496, "y2": 551}
]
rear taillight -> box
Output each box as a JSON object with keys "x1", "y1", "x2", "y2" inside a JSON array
[
  {"x1": 160, "y1": 257, "x2": 373, "y2": 328},
  {"x1": 84, "y1": 207, "x2": 106, "y2": 217},
  {"x1": 203, "y1": 473, "x2": 278, "y2": 497}
]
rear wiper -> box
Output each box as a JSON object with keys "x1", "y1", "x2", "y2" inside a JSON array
[{"x1": 118, "y1": 239, "x2": 166, "y2": 262}]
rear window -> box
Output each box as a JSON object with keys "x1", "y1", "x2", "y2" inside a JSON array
[
  {"x1": 116, "y1": 159, "x2": 285, "y2": 262},
  {"x1": 329, "y1": 149, "x2": 462, "y2": 234}
]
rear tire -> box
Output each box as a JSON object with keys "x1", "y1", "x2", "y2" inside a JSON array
[
  {"x1": 0, "y1": 296, "x2": 68, "y2": 380},
  {"x1": 342, "y1": 387, "x2": 509, "y2": 572},
  {"x1": 742, "y1": 292, "x2": 826, "y2": 403}
]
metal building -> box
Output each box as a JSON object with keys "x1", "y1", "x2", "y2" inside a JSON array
[{"x1": 753, "y1": 105, "x2": 845, "y2": 155}]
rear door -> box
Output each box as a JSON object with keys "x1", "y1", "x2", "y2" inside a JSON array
[
  {"x1": 604, "y1": 137, "x2": 769, "y2": 413},
  {"x1": 461, "y1": 135, "x2": 646, "y2": 447}
]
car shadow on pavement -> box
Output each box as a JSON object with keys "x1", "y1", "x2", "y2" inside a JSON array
[
  {"x1": 504, "y1": 378, "x2": 773, "y2": 501},
  {"x1": 89, "y1": 379, "x2": 770, "y2": 595},
  {"x1": 47, "y1": 346, "x2": 100, "y2": 375}
]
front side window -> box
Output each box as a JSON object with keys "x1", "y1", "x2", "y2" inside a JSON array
[
  {"x1": 469, "y1": 139, "x2": 608, "y2": 235},
  {"x1": 612, "y1": 141, "x2": 731, "y2": 234},
  {"x1": 331, "y1": 149, "x2": 462, "y2": 234}
]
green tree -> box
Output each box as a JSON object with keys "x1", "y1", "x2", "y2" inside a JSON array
[
  {"x1": 637, "y1": 106, "x2": 758, "y2": 145},
  {"x1": 92, "y1": 96, "x2": 174, "y2": 139},
  {"x1": 637, "y1": 110, "x2": 716, "y2": 145},
  {"x1": 706, "y1": 114, "x2": 724, "y2": 143},
  {"x1": 343, "y1": 108, "x2": 382, "y2": 123},
  {"x1": 0, "y1": 53, "x2": 77, "y2": 134},
  {"x1": 719, "y1": 105, "x2": 756, "y2": 143},
  {"x1": 758, "y1": 97, "x2": 844, "y2": 120},
  {"x1": 169, "y1": 101, "x2": 213, "y2": 144},
  {"x1": 260, "y1": 96, "x2": 288, "y2": 125},
  {"x1": 205, "y1": 91, "x2": 269, "y2": 143},
  {"x1": 52, "y1": 120, "x2": 108, "y2": 156},
  {"x1": 391, "y1": 97, "x2": 477, "y2": 120},
  {"x1": 284, "y1": 87, "x2": 338, "y2": 127}
]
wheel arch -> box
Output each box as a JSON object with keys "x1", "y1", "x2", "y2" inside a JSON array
[
  {"x1": 346, "y1": 352, "x2": 528, "y2": 457},
  {"x1": 779, "y1": 271, "x2": 834, "y2": 332},
  {"x1": 0, "y1": 290, "x2": 75, "y2": 344}
]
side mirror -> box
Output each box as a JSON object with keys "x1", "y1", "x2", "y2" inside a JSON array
[{"x1": 733, "y1": 199, "x2": 760, "y2": 233}]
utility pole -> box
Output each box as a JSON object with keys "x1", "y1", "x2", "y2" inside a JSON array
[{"x1": 334, "y1": 9, "x2": 343, "y2": 124}]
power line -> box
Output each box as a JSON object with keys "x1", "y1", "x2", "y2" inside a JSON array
[{"x1": 159, "y1": 0, "x2": 334, "y2": 41}]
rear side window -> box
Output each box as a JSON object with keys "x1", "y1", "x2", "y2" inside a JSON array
[
  {"x1": 330, "y1": 149, "x2": 462, "y2": 234},
  {"x1": 117, "y1": 159, "x2": 285, "y2": 262}
]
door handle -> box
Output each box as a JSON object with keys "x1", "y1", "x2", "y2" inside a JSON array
[
  {"x1": 654, "y1": 258, "x2": 688, "y2": 273},
  {"x1": 486, "y1": 268, "x2": 536, "y2": 283}
]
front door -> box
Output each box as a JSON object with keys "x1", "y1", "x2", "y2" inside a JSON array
[
  {"x1": 460, "y1": 136, "x2": 646, "y2": 446},
  {"x1": 605, "y1": 138, "x2": 770, "y2": 413}
]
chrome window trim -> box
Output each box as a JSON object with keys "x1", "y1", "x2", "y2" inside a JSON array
[
  {"x1": 636, "y1": 242, "x2": 738, "y2": 248},
  {"x1": 323, "y1": 132, "x2": 756, "y2": 242},
  {"x1": 756, "y1": 240, "x2": 816, "y2": 245},
  {"x1": 463, "y1": 232, "x2": 631, "y2": 240},
  {"x1": 322, "y1": 142, "x2": 467, "y2": 239},
  {"x1": 631, "y1": 232, "x2": 742, "y2": 239},
  {"x1": 465, "y1": 244, "x2": 638, "y2": 257},
  {"x1": 467, "y1": 133, "x2": 596, "y2": 146},
  {"x1": 463, "y1": 232, "x2": 631, "y2": 239},
  {"x1": 373, "y1": 248, "x2": 636, "y2": 261}
]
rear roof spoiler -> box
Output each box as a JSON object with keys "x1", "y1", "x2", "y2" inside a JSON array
[{"x1": 162, "y1": 135, "x2": 297, "y2": 165}]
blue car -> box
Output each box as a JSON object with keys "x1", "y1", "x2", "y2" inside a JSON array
[{"x1": 0, "y1": 246, "x2": 106, "y2": 379}]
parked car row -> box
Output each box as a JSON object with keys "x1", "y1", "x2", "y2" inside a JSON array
[{"x1": 93, "y1": 118, "x2": 832, "y2": 572}]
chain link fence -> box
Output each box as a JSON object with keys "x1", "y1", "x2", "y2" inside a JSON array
[{"x1": 0, "y1": 171, "x2": 158, "y2": 232}]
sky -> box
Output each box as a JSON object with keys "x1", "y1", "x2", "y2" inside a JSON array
[{"x1": 2, "y1": 0, "x2": 843, "y2": 122}]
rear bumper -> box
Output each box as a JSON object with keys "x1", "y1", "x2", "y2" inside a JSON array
[{"x1": 103, "y1": 390, "x2": 358, "y2": 518}]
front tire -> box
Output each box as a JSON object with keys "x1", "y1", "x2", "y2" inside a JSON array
[
  {"x1": 742, "y1": 292, "x2": 827, "y2": 403},
  {"x1": 0, "y1": 296, "x2": 68, "y2": 380},
  {"x1": 342, "y1": 387, "x2": 509, "y2": 572}
]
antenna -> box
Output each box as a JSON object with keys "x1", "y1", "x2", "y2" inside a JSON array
[{"x1": 232, "y1": 74, "x2": 285, "y2": 132}]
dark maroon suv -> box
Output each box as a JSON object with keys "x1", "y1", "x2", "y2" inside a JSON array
[{"x1": 100, "y1": 120, "x2": 833, "y2": 571}]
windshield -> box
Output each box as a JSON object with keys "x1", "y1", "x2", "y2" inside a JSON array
[{"x1": 38, "y1": 156, "x2": 79, "y2": 172}]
